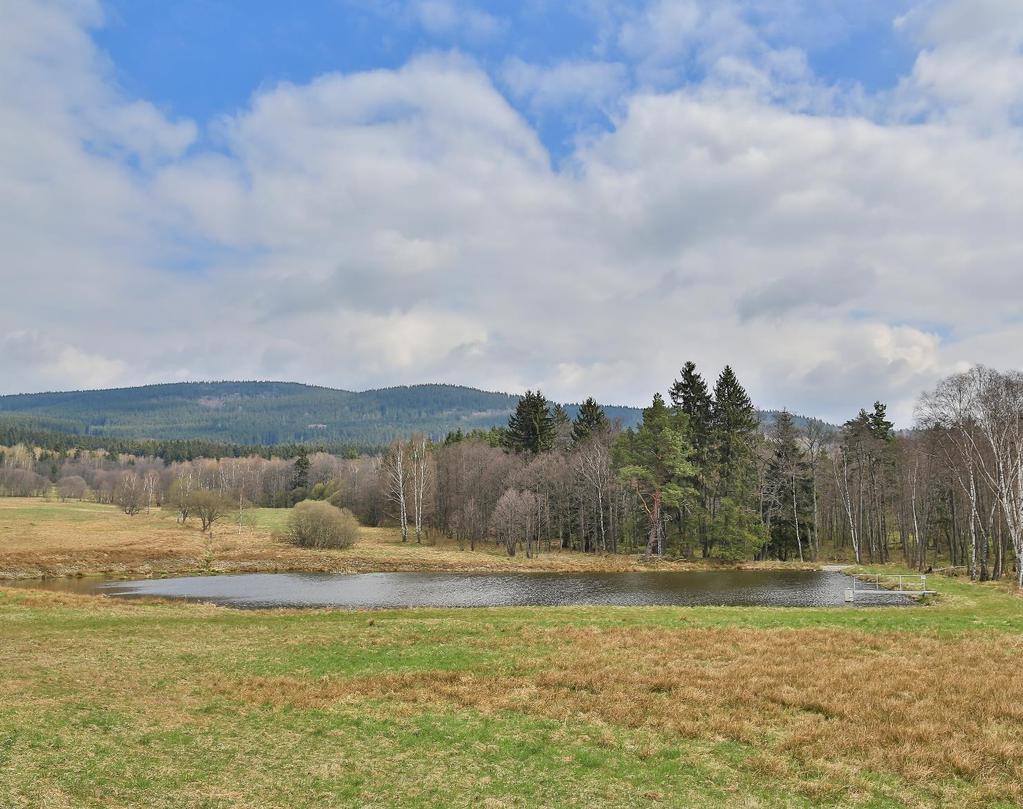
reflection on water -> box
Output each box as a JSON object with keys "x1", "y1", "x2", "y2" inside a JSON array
[{"x1": 10, "y1": 570, "x2": 916, "y2": 609}]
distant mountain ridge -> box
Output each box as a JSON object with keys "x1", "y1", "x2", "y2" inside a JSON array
[
  {"x1": 0, "y1": 381, "x2": 825, "y2": 447},
  {"x1": 0, "y1": 381, "x2": 640, "y2": 446}
]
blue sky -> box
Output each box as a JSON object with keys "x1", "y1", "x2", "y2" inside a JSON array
[
  {"x1": 2, "y1": 0, "x2": 1023, "y2": 423},
  {"x1": 93, "y1": 1, "x2": 918, "y2": 157}
]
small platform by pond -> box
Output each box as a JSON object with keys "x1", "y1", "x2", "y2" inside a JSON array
[{"x1": 844, "y1": 573, "x2": 935, "y2": 603}]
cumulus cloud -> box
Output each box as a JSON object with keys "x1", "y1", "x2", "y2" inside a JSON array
[
  {"x1": 0, "y1": 0, "x2": 1022, "y2": 426},
  {"x1": 892, "y1": 0, "x2": 1023, "y2": 128},
  {"x1": 736, "y1": 268, "x2": 876, "y2": 321},
  {"x1": 502, "y1": 58, "x2": 628, "y2": 115},
  {"x1": 1, "y1": 331, "x2": 127, "y2": 391},
  {"x1": 412, "y1": 0, "x2": 502, "y2": 42}
]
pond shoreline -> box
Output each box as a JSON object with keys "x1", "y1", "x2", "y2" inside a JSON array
[
  {"x1": 0, "y1": 498, "x2": 832, "y2": 583},
  {"x1": 5, "y1": 569, "x2": 911, "y2": 610},
  {"x1": 0, "y1": 555, "x2": 827, "y2": 582}
]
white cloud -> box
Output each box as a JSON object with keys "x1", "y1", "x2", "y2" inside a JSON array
[
  {"x1": 502, "y1": 58, "x2": 628, "y2": 114},
  {"x1": 412, "y1": 0, "x2": 502, "y2": 42},
  {"x1": 892, "y1": 0, "x2": 1023, "y2": 128},
  {"x1": 1, "y1": 331, "x2": 127, "y2": 391},
  {"x1": 615, "y1": 0, "x2": 815, "y2": 97},
  {"x1": 1, "y1": 0, "x2": 1022, "y2": 426}
]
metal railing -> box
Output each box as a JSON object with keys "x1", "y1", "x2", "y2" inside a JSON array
[{"x1": 844, "y1": 573, "x2": 933, "y2": 602}]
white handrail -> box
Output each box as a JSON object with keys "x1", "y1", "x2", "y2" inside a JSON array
[{"x1": 851, "y1": 573, "x2": 928, "y2": 593}]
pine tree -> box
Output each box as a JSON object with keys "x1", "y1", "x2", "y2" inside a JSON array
[
  {"x1": 571, "y1": 397, "x2": 610, "y2": 444},
  {"x1": 504, "y1": 390, "x2": 556, "y2": 454},
  {"x1": 616, "y1": 393, "x2": 694, "y2": 556},
  {"x1": 868, "y1": 401, "x2": 895, "y2": 441}
]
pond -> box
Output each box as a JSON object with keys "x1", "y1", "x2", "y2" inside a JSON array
[{"x1": 11, "y1": 569, "x2": 916, "y2": 609}]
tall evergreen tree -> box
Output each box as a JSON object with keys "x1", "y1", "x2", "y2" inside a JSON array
[
  {"x1": 552, "y1": 403, "x2": 570, "y2": 427},
  {"x1": 292, "y1": 448, "x2": 310, "y2": 489},
  {"x1": 504, "y1": 390, "x2": 556, "y2": 454},
  {"x1": 868, "y1": 401, "x2": 895, "y2": 441},
  {"x1": 290, "y1": 448, "x2": 311, "y2": 505},
  {"x1": 571, "y1": 397, "x2": 610, "y2": 444},
  {"x1": 670, "y1": 361, "x2": 713, "y2": 431},
  {"x1": 551, "y1": 402, "x2": 573, "y2": 449},
  {"x1": 707, "y1": 366, "x2": 765, "y2": 559},
  {"x1": 616, "y1": 393, "x2": 694, "y2": 556},
  {"x1": 711, "y1": 365, "x2": 760, "y2": 488},
  {"x1": 669, "y1": 362, "x2": 714, "y2": 554}
]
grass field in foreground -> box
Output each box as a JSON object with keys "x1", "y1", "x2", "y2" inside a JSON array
[
  {"x1": 2, "y1": 573, "x2": 1022, "y2": 809},
  {"x1": 2, "y1": 497, "x2": 1022, "y2": 807}
]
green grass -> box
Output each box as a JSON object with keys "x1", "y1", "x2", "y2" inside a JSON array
[
  {"x1": 239, "y1": 507, "x2": 292, "y2": 532},
  {"x1": 0, "y1": 499, "x2": 114, "y2": 524},
  {"x1": 2, "y1": 572, "x2": 1023, "y2": 808}
]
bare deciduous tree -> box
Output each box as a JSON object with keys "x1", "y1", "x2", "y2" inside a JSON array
[{"x1": 383, "y1": 440, "x2": 410, "y2": 542}]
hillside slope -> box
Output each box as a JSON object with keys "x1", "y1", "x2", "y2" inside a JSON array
[
  {"x1": 0, "y1": 382, "x2": 643, "y2": 446},
  {"x1": 0, "y1": 382, "x2": 829, "y2": 447}
]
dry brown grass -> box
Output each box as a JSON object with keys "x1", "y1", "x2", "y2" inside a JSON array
[
  {"x1": 4, "y1": 584, "x2": 1023, "y2": 807},
  {"x1": 0, "y1": 497, "x2": 748, "y2": 579},
  {"x1": 220, "y1": 626, "x2": 1023, "y2": 807}
]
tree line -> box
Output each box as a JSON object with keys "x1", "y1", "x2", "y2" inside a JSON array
[{"x1": 2, "y1": 363, "x2": 1021, "y2": 585}]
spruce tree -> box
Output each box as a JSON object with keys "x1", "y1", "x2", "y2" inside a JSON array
[
  {"x1": 504, "y1": 390, "x2": 556, "y2": 454},
  {"x1": 552, "y1": 403, "x2": 570, "y2": 427},
  {"x1": 290, "y1": 448, "x2": 311, "y2": 505},
  {"x1": 571, "y1": 397, "x2": 610, "y2": 444},
  {"x1": 707, "y1": 366, "x2": 765, "y2": 559},
  {"x1": 669, "y1": 361, "x2": 712, "y2": 431},
  {"x1": 711, "y1": 365, "x2": 759, "y2": 485},
  {"x1": 551, "y1": 402, "x2": 573, "y2": 448},
  {"x1": 669, "y1": 362, "x2": 714, "y2": 553}
]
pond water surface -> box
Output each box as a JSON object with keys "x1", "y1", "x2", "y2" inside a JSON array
[{"x1": 12, "y1": 570, "x2": 915, "y2": 609}]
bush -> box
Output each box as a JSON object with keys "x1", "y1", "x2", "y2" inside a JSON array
[
  {"x1": 285, "y1": 500, "x2": 359, "y2": 549},
  {"x1": 57, "y1": 475, "x2": 88, "y2": 501},
  {"x1": 189, "y1": 489, "x2": 232, "y2": 532}
]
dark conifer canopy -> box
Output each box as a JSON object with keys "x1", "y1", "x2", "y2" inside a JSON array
[
  {"x1": 571, "y1": 396, "x2": 610, "y2": 444},
  {"x1": 504, "y1": 390, "x2": 556, "y2": 454}
]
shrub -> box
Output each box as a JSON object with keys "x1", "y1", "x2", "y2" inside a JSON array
[
  {"x1": 285, "y1": 500, "x2": 359, "y2": 549},
  {"x1": 57, "y1": 475, "x2": 89, "y2": 501},
  {"x1": 114, "y1": 472, "x2": 144, "y2": 515},
  {"x1": 189, "y1": 489, "x2": 232, "y2": 532}
]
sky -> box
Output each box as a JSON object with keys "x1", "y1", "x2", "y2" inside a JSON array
[{"x1": 1, "y1": 0, "x2": 1022, "y2": 425}]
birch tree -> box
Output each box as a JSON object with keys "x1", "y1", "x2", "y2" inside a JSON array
[
  {"x1": 383, "y1": 439, "x2": 410, "y2": 542},
  {"x1": 408, "y1": 434, "x2": 433, "y2": 543},
  {"x1": 919, "y1": 367, "x2": 1023, "y2": 586}
]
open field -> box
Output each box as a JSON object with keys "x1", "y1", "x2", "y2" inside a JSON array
[
  {"x1": 3, "y1": 496, "x2": 1023, "y2": 807},
  {"x1": 2, "y1": 577, "x2": 1023, "y2": 808},
  {"x1": 0, "y1": 498, "x2": 793, "y2": 580}
]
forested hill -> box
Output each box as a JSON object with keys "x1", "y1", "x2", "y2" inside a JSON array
[
  {"x1": 0, "y1": 382, "x2": 648, "y2": 447},
  {"x1": 0, "y1": 382, "x2": 824, "y2": 448}
]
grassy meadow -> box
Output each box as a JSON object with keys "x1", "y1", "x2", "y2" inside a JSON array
[
  {"x1": 1, "y1": 497, "x2": 1022, "y2": 808},
  {"x1": 0, "y1": 497, "x2": 703, "y2": 580}
]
